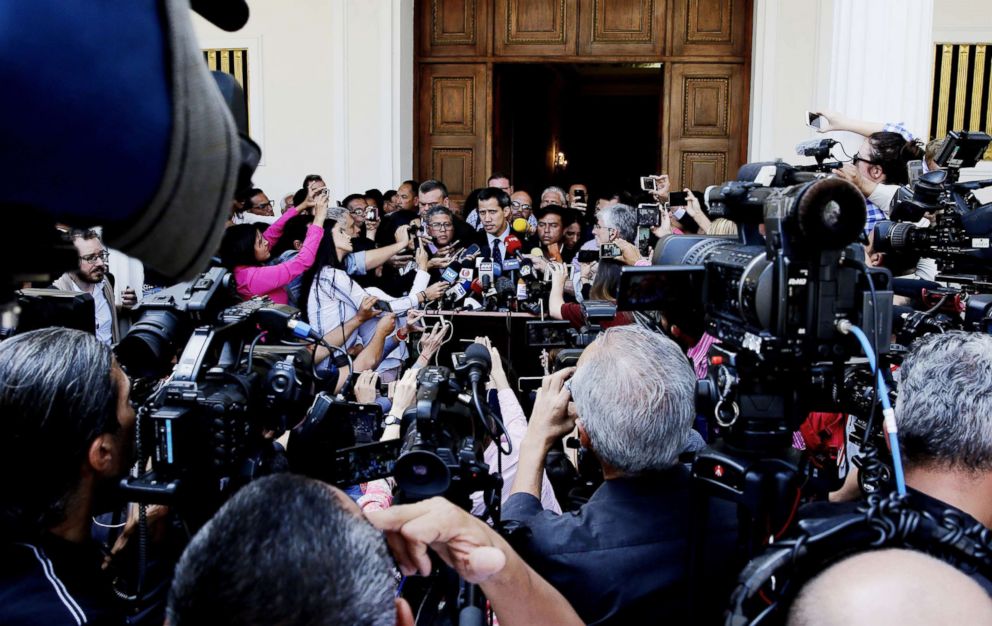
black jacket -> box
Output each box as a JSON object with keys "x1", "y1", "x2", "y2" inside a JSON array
[{"x1": 502, "y1": 465, "x2": 740, "y2": 625}]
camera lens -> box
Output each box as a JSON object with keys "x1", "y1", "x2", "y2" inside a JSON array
[
  {"x1": 115, "y1": 309, "x2": 187, "y2": 379},
  {"x1": 394, "y1": 449, "x2": 450, "y2": 499}
]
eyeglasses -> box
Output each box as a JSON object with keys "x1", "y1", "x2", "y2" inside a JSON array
[
  {"x1": 80, "y1": 251, "x2": 110, "y2": 264},
  {"x1": 429, "y1": 222, "x2": 453, "y2": 231},
  {"x1": 252, "y1": 201, "x2": 274, "y2": 210},
  {"x1": 852, "y1": 152, "x2": 881, "y2": 166},
  {"x1": 511, "y1": 201, "x2": 531, "y2": 209}
]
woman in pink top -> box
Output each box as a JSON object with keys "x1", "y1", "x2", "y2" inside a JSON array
[{"x1": 220, "y1": 187, "x2": 330, "y2": 303}]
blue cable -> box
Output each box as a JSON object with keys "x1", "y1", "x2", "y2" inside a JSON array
[{"x1": 842, "y1": 322, "x2": 908, "y2": 496}]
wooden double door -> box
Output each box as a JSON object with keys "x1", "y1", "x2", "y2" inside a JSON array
[{"x1": 415, "y1": 0, "x2": 752, "y2": 202}]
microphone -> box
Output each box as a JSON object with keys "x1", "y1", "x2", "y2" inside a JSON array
[
  {"x1": 505, "y1": 234, "x2": 522, "y2": 257},
  {"x1": 444, "y1": 279, "x2": 471, "y2": 305},
  {"x1": 471, "y1": 278, "x2": 484, "y2": 296},
  {"x1": 462, "y1": 297, "x2": 483, "y2": 311},
  {"x1": 530, "y1": 247, "x2": 544, "y2": 257},
  {"x1": 512, "y1": 218, "x2": 530, "y2": 234},
  {"x1": 495, "y1": 276, "x2": 515, "y2": 304},
  {"x1": 440, "y1": 259, "x2": 463, "y2": 283},
  {"x1": 462, "y1": 343, "x2": 492, "y2": 385}
]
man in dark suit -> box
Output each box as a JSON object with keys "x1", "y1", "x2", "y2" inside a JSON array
[
  {"x1": 476, "y1": 187, "x2": 512, "y2": 262},
  {"x1": 502, "y1": 325, "x2": 739, "y2": 625}
]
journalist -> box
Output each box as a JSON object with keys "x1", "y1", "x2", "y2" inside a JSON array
[
  {"x1": 167, "y1": 473, "x2": 582, "y2": 626},
  {"x1": 821, "y1": 331, "x2": 992, "y2": 535},
  {"x1": 0, "y1": 329, "x2": 136, "y2": 625},
  {"x1": 502, "y1": 325, "x2": 739, "y2": 625}
]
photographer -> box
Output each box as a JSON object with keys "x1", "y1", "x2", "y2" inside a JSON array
[
  {"x1": 219, "y1": 185, "x2": 328, "y2": 304},
  {"x1": 812, "y1": 110, "x2": 924, "y2": 234},
  {"x1": 0, "y1": 329, "x2": 136, "y2": 625},
  {"x1": 502, "y1": 326, "x2": 738, "y2": 625},
  {"x1": 811, "y1": 331, "x2": 992, "y2": 552},
  {"x1": 569, "y1": 202, "x2": 643, "y2": 301},
  {"x1": 167, "y1": 474, "x2": 582, "y2": 626}
]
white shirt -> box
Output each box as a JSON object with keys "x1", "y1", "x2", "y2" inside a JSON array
[{"x1": 66, "y1": 278, "x2": 113, "y2": 345}]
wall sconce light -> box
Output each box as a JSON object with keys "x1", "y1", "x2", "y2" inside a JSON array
[{"x1": 554, "y1": 149, "x2": 568, "y2": 170}]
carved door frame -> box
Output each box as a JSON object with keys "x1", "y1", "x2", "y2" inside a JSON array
[{"x1": 415, "y1": 0, "x2": 753, "y2": 201}]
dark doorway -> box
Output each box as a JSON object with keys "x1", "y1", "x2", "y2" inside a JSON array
[{"x1": 493, "y1": 63, "x2": 662, "y2": 202}]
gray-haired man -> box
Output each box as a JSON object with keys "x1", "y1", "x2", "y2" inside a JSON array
[{"x1": 502, "y1": 325, "x2": 739, "y2": 625}]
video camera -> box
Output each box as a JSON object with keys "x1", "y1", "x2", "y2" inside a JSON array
[
  {"x1": 289, "y1": 343, "x2": 504, "y2": 513},
  {"x1": 616, "y1": 160, "x2": 894, "y2": 550},
  {"x1": 115, "y1": 267, "x2": 343, "y2": 526},
  {"x1": 872, "y1": 131, "x2": 992, "y2": 287}
]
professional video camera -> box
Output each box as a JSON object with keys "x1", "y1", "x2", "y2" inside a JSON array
[
  {"x1": 290, "y1": 343, "x2": 504, "y2": 511},
  {"x1": 620, "y1": 161, "x2": 893, "y2": 551},
  {"x1": 115, "y1": 267, "x2": 341, "y2": 527},
  {"x1": 872, "y1": 131, "x2": 992, "y2": 287}
]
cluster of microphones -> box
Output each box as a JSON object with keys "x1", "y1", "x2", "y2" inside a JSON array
[{"x1": 435, "y1": 218, "x2": 548, "y2": 313}]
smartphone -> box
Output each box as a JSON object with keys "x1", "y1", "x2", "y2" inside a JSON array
[
  {"x1": 636, "y1": 204, "x2": 661, "y2": 227},
  {"x1": 639, "y1": 176, "x2": 657, "y2": 192},
  {"x1": 578, "y1": 249, "x2": 599, "y2": 263},
  {"x1": 572, "y1": 189, "x2": 586, "y2": 205},
  {"x1": 543, "y1": 263, "x2": 573, "y2": 282},
  {"x1": 668, "y1": 191, "x2": 688, "y2": 207},
  {"x1": 599, "y1": 243, "x2": 622, "y2": 259},
  {"x1": 366, "y1": 208, "x2": 378, "y2": 221},
  {"x1": 459, "y1": 243, "x2": 481, "y2": 260},
  {"x1": 372, "y1": 300, "x2": 393, "y2": 313},
  {"x1": 637, "y1": 226, "x2": 652, "y2": 257},
  {"x1": 806, "y1": 111, "x2": 826, "y2": 130},
  {"x1": 526, "y1": 320, "x2": 574, "y2": 348}
]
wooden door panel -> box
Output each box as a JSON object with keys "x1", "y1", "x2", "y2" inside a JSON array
[
  {"x1": 670, "y1": 0, "x2": 748, "y2": 57},
  {"x1": 578, "y1": 0, "x2": 665, "y2": 56},
  {"x1": 418, "y1": 0, "x2": 490, "y2": 57},
  {"x1": 494, "y1": 0, "x2": 576, "y2": 56},
  {"x1": 417, "y1": 64, "x2": 489, "y2": 203},
  {"x1": 664, "y1": 62, "x2": 744, "y2": 191}
]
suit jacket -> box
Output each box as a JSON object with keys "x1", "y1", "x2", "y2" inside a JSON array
[
  {"x1": 502, "y1": 465, "x2": 740, "y2": 625},
  {"x1": 52, "y1": 273, "x2": 120, "y2": 344}
]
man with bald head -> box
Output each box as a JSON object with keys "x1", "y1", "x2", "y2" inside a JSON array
[{"x1": 788, "y1": 549, "x2": 992, "y2": 625}]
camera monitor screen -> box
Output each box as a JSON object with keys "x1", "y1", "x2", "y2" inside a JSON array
[
  {"x1": 526, "y1": 320, "x2": 574, "y2": 347},
  {"x1": 616, "y1": 265, "x2": 705, "y2": 312}
]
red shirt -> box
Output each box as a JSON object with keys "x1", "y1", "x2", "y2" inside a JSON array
[{"x1": 560, "y1": 302, "x2": 634, "y2": 330}]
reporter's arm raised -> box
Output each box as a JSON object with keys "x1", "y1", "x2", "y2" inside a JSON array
[{"x1": 366, "y1": 498, "x2": 583, "y2": 626}]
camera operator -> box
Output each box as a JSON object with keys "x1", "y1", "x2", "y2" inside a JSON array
[
  {"x1": 812, "y1": 110, "x2": 924, "y2": 234},
  {"x1": 810, "y1": 332, "x2": 992, "y2": 563},
  {"x1": 0, "y1": 329, "x2": 136, "y2": 625},
  {"x1": 167, "y1": 473, "x2": 582, "y2": 626},
  {"x1": 502, "y1": 326, "x2": 739, "y2": 625}
]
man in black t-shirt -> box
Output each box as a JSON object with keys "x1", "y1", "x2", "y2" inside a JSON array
[{"x1": 0, "y1": 329, "x2": 136, "y2": 625}]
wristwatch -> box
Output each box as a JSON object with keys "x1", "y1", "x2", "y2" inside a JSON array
[{"x1": 382, "y1": 413, "x2": 402, "y2": 428}]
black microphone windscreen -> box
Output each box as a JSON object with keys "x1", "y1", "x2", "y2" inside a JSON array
[{"x1": 464, "y1": 342, "x2": 492, "y2": 368}]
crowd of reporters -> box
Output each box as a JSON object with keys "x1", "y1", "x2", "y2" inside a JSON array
[{"x1": 5, "y1": 107, "x2": 992, "y2": 625}]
